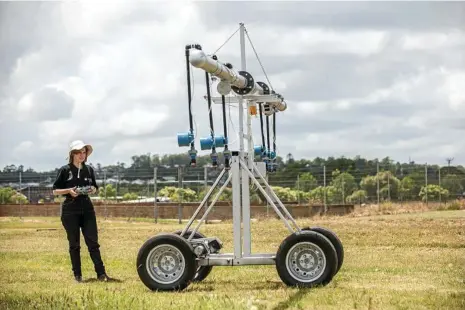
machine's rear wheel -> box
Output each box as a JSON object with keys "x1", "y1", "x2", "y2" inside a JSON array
[
  {"x1": 136, "y1": 233, "x2": 197, "y2": 291},
  {"x1": 275, "y1": 230, "x2": 338, "y2": 288},
  {"x1": 174, "y1": 229, "x2": 214, "y2": 282},
  {"x1": 302, "y1": 226, "x2": 344, "y2": 275}
]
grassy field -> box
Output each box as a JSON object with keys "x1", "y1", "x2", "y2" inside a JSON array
[{"x1": 1, "y1": 210, "x2": 464, "y2": 310}]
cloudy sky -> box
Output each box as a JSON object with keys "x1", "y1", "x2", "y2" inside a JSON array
[{"x1": 1, "y1": 1, "x2": 464, "y2": 171}]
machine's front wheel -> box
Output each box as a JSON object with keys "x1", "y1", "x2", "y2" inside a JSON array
[
  {"x1": 173, "y1": 229, "x2": 214, "y2": 282},
  {"x1": 275, "y1": 230, "x2": 338, "y2": 288},
  {"x1": 136, "y1": 233, "x2": 197, "y2": 291}
]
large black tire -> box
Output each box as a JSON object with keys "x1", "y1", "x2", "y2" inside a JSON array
[
  {"x1": 302, "y1": 226, "x2": 344, "y2": 275},
  {"x1": 136, "y1": 233, "x2": 197, "y2": 291},
  {"x1": 275, "y1": 230, "x2": 338, "y2": 288},
  {"x1": 173, "y1": 229, "x2": 214, "y2": 282}
]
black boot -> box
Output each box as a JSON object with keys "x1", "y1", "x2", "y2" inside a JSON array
[{"x1": 97, "y1": 273, "x2": 110, "y2": 282}]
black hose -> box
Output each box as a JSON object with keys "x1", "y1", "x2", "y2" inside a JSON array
[
  {"x1": 266, "y1": 115, "x2": 271, "y2": 153},
  {"x1": 221, "y1": 95, "x2": 228, "y2": 149},
  {"x1": 205, "y1": 71, "x2": 217, "y2": 167},
  {"x1": 273, "y1": 112, "x2": 276, "y2": 154},
  {"x1": 221, "y1": 95, "x2": 230, "y2": 168},
  {"x1": 205, "y1": 72, "x2": 215, "y2": 140},
  {"x1": 185, "y1": 47, "x2": 194, "y2": 146},
  {"x1": 259, "y1": 103, "x2": 265, "y2": 151}
]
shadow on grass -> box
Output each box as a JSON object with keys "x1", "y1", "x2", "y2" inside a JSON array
[
  {"x1": 189, "y1": 280, "x2": 284, "y2": 292},
  {"x1": 82, "y1": 277, "x2": 124, "y2": 283},
  {"x1": 272, "y1": 288, "x2": 309, "y2": 310}
]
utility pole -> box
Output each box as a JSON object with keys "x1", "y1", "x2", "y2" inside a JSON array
[{"x1": 446, "y1": 157, "x2": 454, "y2": 174}]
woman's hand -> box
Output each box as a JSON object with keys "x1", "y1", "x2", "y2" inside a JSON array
[
  {"x1": 89, "y1": 186, "x2": 97, "y2": 195},
  {"x1": 68, "y1": 187, "x2": 78, "y2": 198}
]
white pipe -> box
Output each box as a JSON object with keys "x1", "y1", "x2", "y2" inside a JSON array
[
  {"x1": 189, "y1": 48, "x2": 264, "y2": 94},
  {"x1": 189, "y1": 49, "x2": 247, "y2": 88}
]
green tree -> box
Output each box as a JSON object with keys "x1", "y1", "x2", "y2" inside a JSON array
[
  {"x1": 172, "y1": 188, "x2": 197, "y2": 202},
  {"x1": 296, "y1": 172, "x2": 318, "y2": 192},
  {"x1": 378, "y1": 171, "x2": 401, "y2": 200},
  {"x1": 271, "y1": 186, "x2": 297, "y2": 202},
  {"x1": 347, "y1": 190, "x2": 368, "y2": 205},
  {"x1": 399, "y1": 176, "x2": 415, "y2": 200},
  {"x1": 308, "y1": 185, "x2": 337, "y2": 204},
  {"x1": 158, "y1": 186, "x2": 178, "y2": 199},
  {"x1": 360, "y1": 171, "x2": 401, "y2": 201},
  {"x1": 99, "y1": 184, "x2": 117, "y2": 200},
  {"x1": 442, "y1": 174, "x2": 464, "y2": 197},
  {"x1": 197, "y1": 187, "x2": 232, "y2": 202},
  {"x1": 360, "y1": 175, "x2": 377, "y2": 200},
  {"x1": 419, "y1": 184, "x2": 449, "y2": 202},
  {"x1": 331, "y1": 170, "x2": 357, "y2": 203},
  {"x1": 405, "y1": 170, "x2": 425, "y2": 197},
  {"x1": 0, "y1": 187, "x2": 28, "y2": 204},
  {"x1": 123, "y1": 192, "x2": 139, "y2": 201}
]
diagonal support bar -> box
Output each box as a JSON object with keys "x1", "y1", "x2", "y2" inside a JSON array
[
  {"x1": 181, "y1": 168, "x2": 226, "y2": 236},
  {"x1": 251, "y1": 164, "x2": 301, "y2": 231},
  {"x1": 239, "y1": 159, "x2": 295, "y2": 233},
  {"x1": 188, "y1": 173, "x2": 233, "y2": 241}
]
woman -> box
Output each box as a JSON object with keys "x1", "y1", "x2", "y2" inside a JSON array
[{"x1": 52, "y1": 140, "x2": 110, "y2": 283}]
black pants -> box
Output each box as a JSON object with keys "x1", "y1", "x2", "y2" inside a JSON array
[{"x1": 61, "y1": 197, "x2": 106, "y2": 277}]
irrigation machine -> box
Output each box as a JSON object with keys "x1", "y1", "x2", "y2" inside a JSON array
[{"x1": 136, "y1": 23, "x2": 344, "y2": 291}]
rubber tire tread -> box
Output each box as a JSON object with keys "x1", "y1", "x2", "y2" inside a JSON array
[
  {"x1": 303, "y1": 226, "x2": 344, "y2": 274},
  {"x1": 136, "y1": 233, "x2": 196, "y2": 291},
  {"x1": 275, "y1": 230, "x2": 338, "y2": 288}
]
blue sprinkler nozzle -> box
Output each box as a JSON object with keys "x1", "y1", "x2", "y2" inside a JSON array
[
  {"x1": 200, "y1": 135, "x2": 227, "y2": 150},
  {"x1": 177, "y1": 132, "x2": 195, "y2": 147},
  {"x1": 254, "y1": 145, "x2": 264, "y2": 156}
]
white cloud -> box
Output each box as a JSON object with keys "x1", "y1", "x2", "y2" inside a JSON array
[
  {"x1": 17, "y1": 86, "x2": 74, "y2": 122},
  {"x1": 12, "y1": 141, "x2": 34, "y2": 156},
  {"x1": 1, "y1": 1, "x2": 465, "y2": 171},
  {"x1": 442, "y1": 72, "x2": 465, "y2": 112},
  {"x1": 219, "y1": 26, "x2": 387, "y2": 58},
  {"x1": 401, "y1": 30, "x2": 465, "y2": 50}
]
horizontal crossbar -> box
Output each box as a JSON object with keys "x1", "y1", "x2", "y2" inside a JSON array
[{"x1": 197, "y1": 253, "x2": 276, "y2": 266}]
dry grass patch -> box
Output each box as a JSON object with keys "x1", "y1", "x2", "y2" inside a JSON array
[{"x1": 1, "y1": 210, "x2": 464, "y2": 309}]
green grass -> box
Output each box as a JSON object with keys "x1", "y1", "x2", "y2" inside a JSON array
[{"x1": 1, "y1": 211, "x2": 465, "y2": 309}]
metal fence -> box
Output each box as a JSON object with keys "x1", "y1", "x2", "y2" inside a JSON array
[{"x1": 1, "y1": 163, "x2": 464, "y2": 206}]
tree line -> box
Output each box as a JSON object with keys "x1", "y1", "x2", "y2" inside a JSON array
[{"x1": 2, "y1": 153, "x2": 464, "y2": 204}]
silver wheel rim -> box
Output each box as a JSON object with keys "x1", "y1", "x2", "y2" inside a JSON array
[
  {"x1": 285, "y1": 241, "x2": 326, "y2": 282},
  {"x1": 146, "y1": 244, "x2": 185, "y2": 284}
]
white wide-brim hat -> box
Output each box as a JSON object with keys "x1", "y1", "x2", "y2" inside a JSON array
[{"x1": 68, "y1": 140, "x2": 93, "y2": 158}]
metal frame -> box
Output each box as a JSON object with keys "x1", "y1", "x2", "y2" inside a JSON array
[
  {"x1": 180, "y1": 152, "x2": 301, "y2": 266},
  {"x1": 178, "y1": 23, "x2": 300, "y2": 267},
  {"x1": 136, "y1": 23, "x2": 344, "y2": 292}
]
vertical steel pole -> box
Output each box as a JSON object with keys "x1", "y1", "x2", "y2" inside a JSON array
[
  {"x1": 154, "y1": 167, "x2": 158, "y2": 223},
  {"x1": 439, "y1": 167, "x2": 441, "y2": 203},
  {"x1": 425, "y1": 164, "x2": 428, "y2": 206},
  {"x1": 323, "y1": 165, "x2": 327, "y2": 213},
  {"x1": 19, "y1": 172, "x2": 23, "y2": 219},
  {"x1": 239, "y1": 23, "x2": 251, "y2": 255},
  {"x1": 377, "y1": 162, "x2": 380, "y2": 207},
  {"x1": 178, "y1": 166, "x2": 183, "y2": 224},
  {"x1": 232, "y1": 155, "x2": 242, "y2": 258}
]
